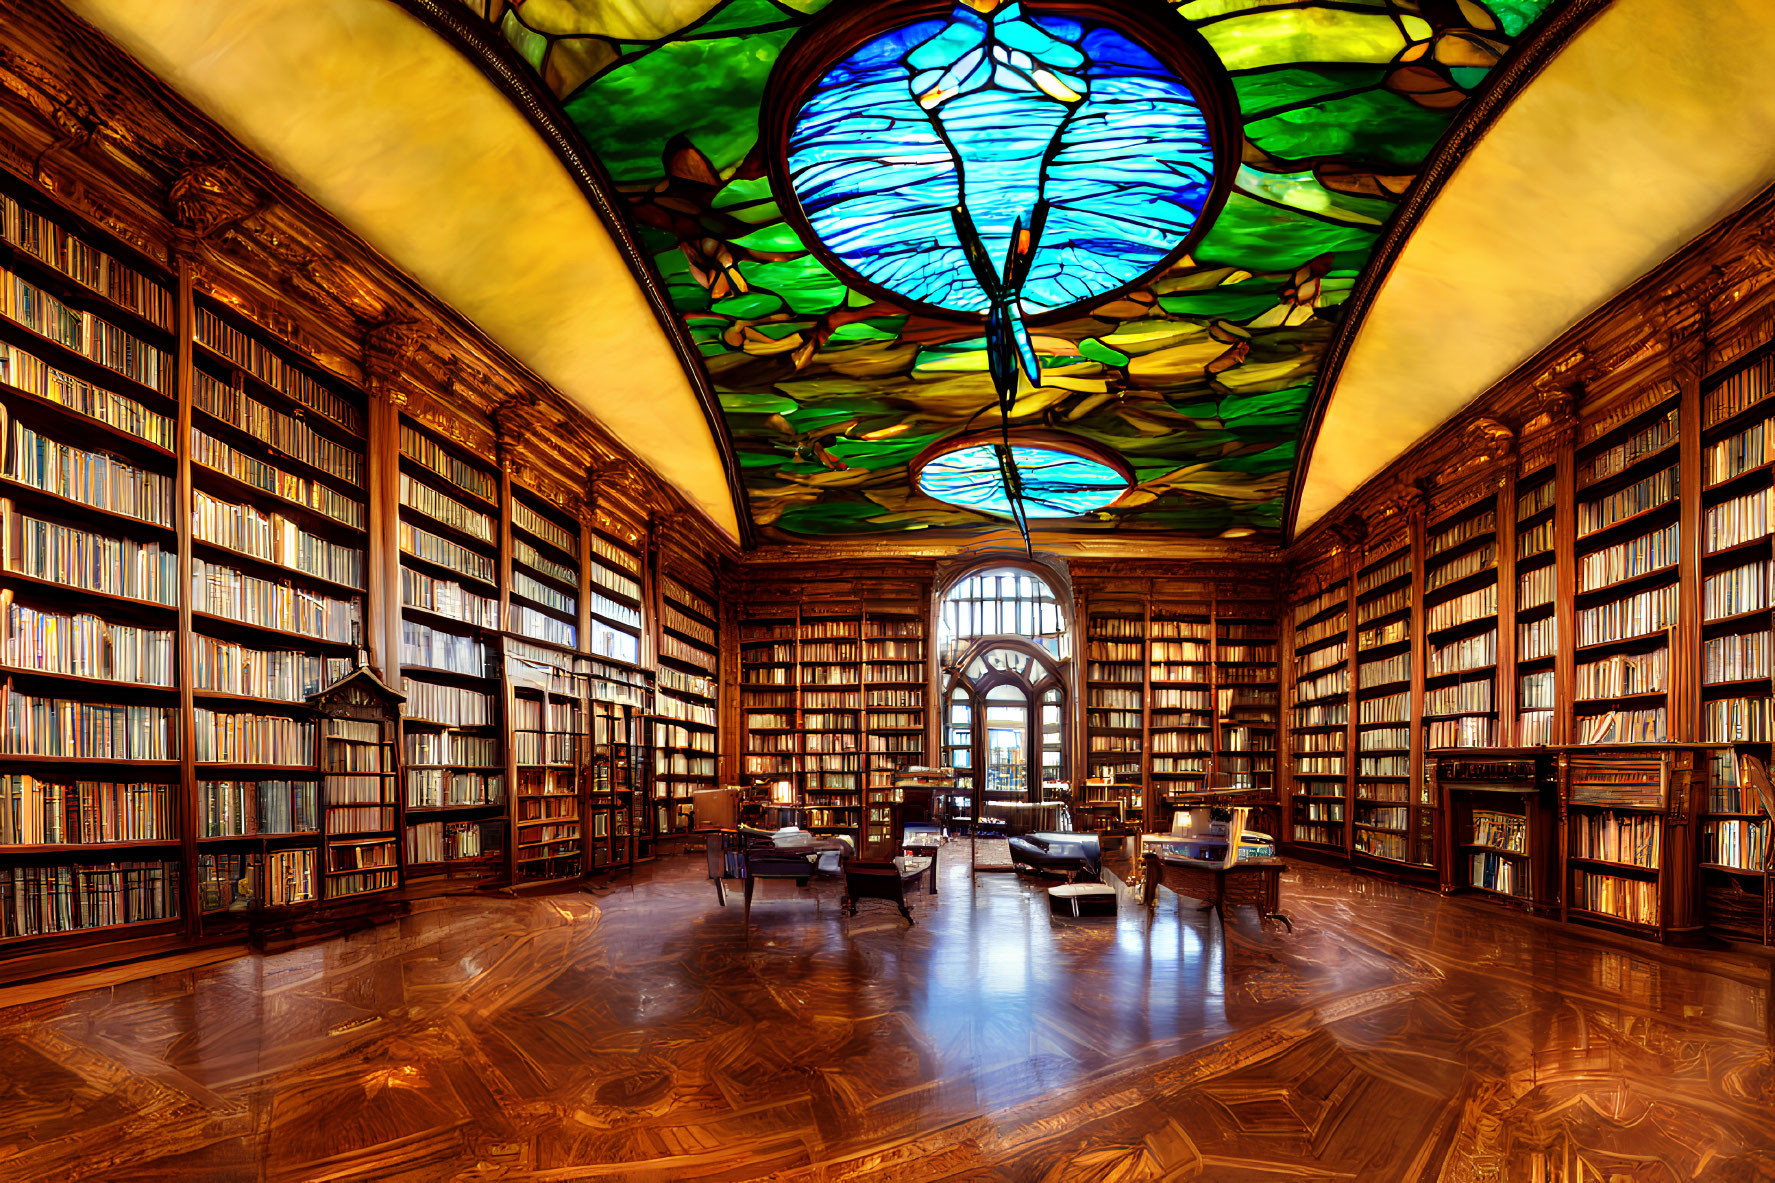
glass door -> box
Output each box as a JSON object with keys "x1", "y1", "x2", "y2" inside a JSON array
[{"x1": 981, "y1": 684, "x2": 1031, "y2": 826}]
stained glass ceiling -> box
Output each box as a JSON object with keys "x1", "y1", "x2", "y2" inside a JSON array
[{"x1": 462, "y1": 0, "x2": 1562, "y2": 542}]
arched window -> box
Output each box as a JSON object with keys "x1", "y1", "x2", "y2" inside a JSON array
[{"x1": 937, "y1": 566, "x2": 1067, "y2": 666}]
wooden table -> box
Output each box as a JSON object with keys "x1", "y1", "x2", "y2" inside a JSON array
[
  {"x1": 902, "y1": 841, "x2": 940, "y2": 894},
  {"x1": 1141, "y1": 852, "x2": 1292, "y2": 931}
]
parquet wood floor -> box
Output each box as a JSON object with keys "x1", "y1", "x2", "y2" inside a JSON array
[{"x1": 1, "y1": 852, "x2": 1772, "y2": 1180}]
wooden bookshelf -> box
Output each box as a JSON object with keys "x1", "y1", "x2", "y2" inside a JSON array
[
  {"x1": 1353, "y1": 539, "x2": 1421, "y2": 867},
  {"x1": 654, "y1": 569, "x2": 718, "y2": 838},
  {"x1": 1432, "y1": 749, "x2": 1558, "y2": 913},
  {"x1": 863, "y1": 609, "x2": 925, "y2": 848},
  {"x1": 397, "y1": 417, "x2": 505, "y2": 887},
  {"x1": 1288, "y1": 579, "x2": 1351, "y2": 852}
]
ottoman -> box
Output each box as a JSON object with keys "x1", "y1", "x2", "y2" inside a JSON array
[{"x1": 1048, "y1": 882, "x2": 1117, "y2": 918}]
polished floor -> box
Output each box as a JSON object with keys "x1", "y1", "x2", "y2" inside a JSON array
[{"x1": 1, "y1": 850, "x2": 1773, "y2": 1181}]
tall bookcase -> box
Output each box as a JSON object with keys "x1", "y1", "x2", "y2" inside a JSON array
[
  {"x1": 1216, "y1": 582, "x2": 1280, "y2": 801},
  {"x1": 1083, "y1": 601, "x2": 1145, "y2": 794},
  {"x1": 1698, "y1": 347, "x2": 1775, "y2": 942},
  {"x1": 1353, "y1": 540, "x2": 1418, "y2": 866},
  {"x1": 863, "y1": 610, "x2": 925, "y2": 849},
  {"x1": 1288, "y1": 581, "x2": 1350, "y2": 850},
  {"x1": 397, "y1": 418, "x2": 505, "y2": 886},
  {"x1": 1571, "y1": 398, "x2": 1680, "y2": 746},
  {"x1": 1148, "y1": 587, "x2": 1214, "y2": 806},
  {"x1": 655, "y1": 572, "x2": 719, "y2": 837},
  {"x1": 1422, "y1": 497, "x2": 1501, "y2": 752},
  {"x1": 0, "y1": 177, "x2": 185, "y2": 950},
  {"x1": 736, "y1": 603, "x2": 929, "y2": 847}
]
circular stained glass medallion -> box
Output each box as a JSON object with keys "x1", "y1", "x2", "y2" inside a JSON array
[
  {"x1": 767, "y1": 0, "x2": 1233, "y2": 320},
  {"x1": 914, "y1": 435, "x2": 1131, "y2": 519}
]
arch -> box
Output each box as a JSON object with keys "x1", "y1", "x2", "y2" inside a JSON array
[
  {"x1": 935, "y1": 558, "x2": 1074, "y2": 668},
  {"x1": 1292, "y1": 0, "x2": 1775, "y2": 534},
  {"x1": 64, "y1": 0, "x2": 745, "y2": 540}
]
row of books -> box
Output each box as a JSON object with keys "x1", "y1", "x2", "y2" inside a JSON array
[
  {"x1": 1294, "y1": 701, "x2": 1348, "y2": 727},
  {"x1": 402, "y1": 521, "x2": 495, "y2": 585},
  {"x1": 1578, "y1": 523, "x2": 1679, "y2": 592},
  {"x1": 401, "y1": 679, "x2": 494, "y2": 727},
  {"x1": 10, "y1": 511, "x2": 177, "y2": 604},
  {"x1": 407, "y1": 819, "x2": 491, "y2": 863},
  {"x1": 1358, "y1": 585, "x2": 1410, "y2": 625},
  {"x1": 1519, "y1": 617, "x2": 1557, "y2": 662},
  {"x1": 0, "y1": 269, "x2": 170, "y2": 392},
  {"x1": 1359, "y1": 755, "x2": 1409, "y2": 777},
  {"x1": 1358, "y1": 653, "x2": 1409, "y2": 689},
  {"x1": 192, "y1": 369, "x2": 360, "y2": 487},
  {"x1": 1705, "y1": 697, "x2": 1771, "y2": 742},
  {"x1": 1297, "y1": 641, "x2": 1347, "y2": 675},
  {"x1": 200, "y1": 779, "x2": 319, "y2": 836},
  {"x1": 1356, "y1": 781, "x2": 1410, "y2": 802},
  {"x1": 1707, "y1": 419, "x2": 1775, "y2": 484},
  {"x1": 1580, "y1": 409, "x2": 1676, "y2": 487},
  {"x1": 191, "y1": 708, "x2": 315, "y2": 765},
  {"x1": 658, "y1": 632, "x2": 712, "y2": 670},
  {"x1": 0, "y1": 776, "x2": 175, "y2": 844},
  {"x1": 1577, "y1": 465, "x2": 1675, "y2": 537},
  {"x1": 864, "y1": 662, "x2": 920, "y2": 681},
  {"x1": 512, "y1": 497, "x2": 574, "y2": 556},
  {"x1": 0, "y1": 344, "x2": 172, "y2": 447},
  {"x1": 1519, "y1": 710, "x2": 1555, "y2": 745},
  {"x1": 589, "y1": 558, "x2": 641, "y2": 604},
  {"x1": 1426, "y1": 584, "x2": 1497, "y2": 634},
  {"x1": 514, "y1": 538, "x2": 575, "y2": 589},
  {"x1": 1425, "y1": 677, "x2": 1492, "y2": 717},
  {"x1": 1704, "y1": 819, "x2": 1770, "y2": 870},
  {"x1": 1576, "y1": 707, "x2": 1668, "y2": 744},
  {"x1": 1573, "y1": 809, "x2": 1662, "y2": 867},
  {"x1": 1356, "y1": 830, "x2": 1411, "y2": 861},
  {"x1": 192, "y1": 558, "x2": 361, "y2": 645},
  {"x1": 1705, "y1": 487, "x2": 1772, "y2": 554},
  {"x1": 1704, "y1": 355, "x2": 1775, "y2": 429},
  {"x1": 1577, "y1": 583, "x2": 1677, "y2": 647},
  {"x1": 514, "y1": 603, "x2": 575, "y2": 650},
  {"x1": 1705, "y1": 561, "x2": 1769, "y2": 620},
  {"x1": 399, "y1": 423, "x2": 494, "y2": 501},
  {"x1": 2, "y1": 860, "x2": 179, "y2": 937},
  {"x1": 1517, "y1": 518, "x2": 1555, "y2": 560},
  {"x1": 1520, "y1": 669, "x2": 1556, "y2": 710},
  {"x1": 1296, "y1": 668, "x2": 1348, "y2": 702},
  {"x1": 1575, "y1": 871, "x2": 1659, "y2": 924},
  {"x1": 1349, "y1": 685, "x2": 1405, "y2": 724},
  {"x1": 2, "y1": 602, "x2": 174, "y2": 686},
  {"x1": 0, "y1": 193, "x2": 172, "y2": 329},
  {"x1": 400, "y1": 472, "x2": 493, "y2": 542},
  {"x1": 1295, "y1": 611, "x2": 1347, "y2": 648},
  {"x1": 1427, "y1": 540, "x2": 1495, "y2": 591},
  {"x1": 1705, "y1": 630, "x2": 1770, "y2": 683},
  {"x1": 1150, "y1": 662, "x2": 1210, "y2": 683},
  {"x1": 1429, "y1": 509, "x2": 1495, "y2": 557},
  {"x1": 196, "y1": 309, "x2": 359, "y2": 432},
  {"x1": 1470, "y1": 851, "x2": 1525, "y2": 896},
  {"x1": 4, "y1": 694, "x2": 173, "y2": 758},
  {"x1": 1427, "y1": 716, "x2": 1496, "y2": 748},
  {"x1": 191, "y1": 428, "x2": 364, "y2": 530},
  {"x1": 1359, "y1": 724, "x2": 1411, "y2": 749},
  {"x1": 194, "y1": 636, "x2": 351, "y2": 702},
  {"x1": 1471, "y1": 809, "x2": 1527, "y2": 853},
  {"x1": 400, "y1": 619, "x2": 489, "y2": 677},
  {"x1": 193, "y1": 489, "x2": 363, "y2": 589},
  {"x1": 1521, "y1": 564, "x2": 1555, "y2": 610},
  {"x1": 1429, "y1": 629, "x2": 1495, "y2": 678},
  {"x1": 406, "y1": 730, "x2": 498, "y2": 766},
  {"x1": 1576, "y1": 646, "x2": 1668, "y2": 700},
  {"x1": 7, "y1": 419, "x2": 172, "y2": 525},
  {"x1": 401, "y1": 565, "x2": 498, "y2": 630},
  {"x1": 1358, "y1": 551, "x2": 1411, "y2": 592},
  {"x1": 409, "y1": 768, "x2": 505, "y2": 808},
  {"x1": 1357, "y1": 619, "x2": 1407, "y2": 651}
]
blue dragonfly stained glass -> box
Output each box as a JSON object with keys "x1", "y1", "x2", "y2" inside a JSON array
[
  {"x1": 917, "y1": 442, "x2": 1129, "y2": 518},
  {"x1": 785, "y1": 1, "x2": 1217, "y2": 332}
]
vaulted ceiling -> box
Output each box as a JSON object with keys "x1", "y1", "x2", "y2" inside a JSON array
[
  {"x1": 66, "y1": 0, "x2": 1775, "y2": 552},
  {"x1": 457, "y1": 0, "x2": 1564, "y2": 544}
]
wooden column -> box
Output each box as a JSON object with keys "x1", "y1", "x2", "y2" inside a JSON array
[
  {"x1": 1551, "y1": 395, "x2": 1581, "y2": 747},
  {"x1": 172, "y1": 247, "x2": 200, "y2": 933},
  {"x1": 361, "y1": 321, "x2": 414, "y2": 686},
  {"x1": 1674, "y1": 337, "x2": 1707, "y2": 744}
]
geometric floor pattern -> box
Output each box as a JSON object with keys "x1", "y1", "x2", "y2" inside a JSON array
[{"x1": 1, "y1": 852, "x2": 1772, "y2": 1180}]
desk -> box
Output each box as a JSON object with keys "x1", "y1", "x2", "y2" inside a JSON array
[
  {"x1": 1141, "y1": 852, "x2": 1292, "y2": 931},
  {"x1": 843, "y1": 855, "x2": 935, "y2": 924}
]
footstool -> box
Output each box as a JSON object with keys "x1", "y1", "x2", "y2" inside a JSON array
[{"x1": 1048, "y1": 882, "x2": 1117, "y2": 918}]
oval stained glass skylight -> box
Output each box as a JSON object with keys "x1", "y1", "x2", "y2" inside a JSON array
[
  {"x1": 778, "y1": 0, "x2": 1224, "y2": 318},
  {"x1": 916, "y1": 440, "x2": 1130, "y2": 519}
]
